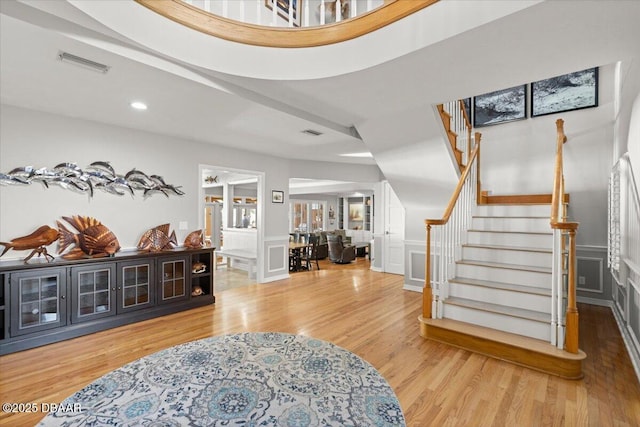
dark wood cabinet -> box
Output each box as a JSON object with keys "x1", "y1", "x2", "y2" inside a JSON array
[{"x1": 0, "y1": 247, "x2": 215, "y2": 355}]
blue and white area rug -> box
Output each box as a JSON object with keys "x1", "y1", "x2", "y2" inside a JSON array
[{"x1": 39, "y1": 332, "x2": 405, "y2": 426}]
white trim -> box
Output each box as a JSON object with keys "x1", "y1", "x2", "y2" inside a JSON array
[
  {"x1": 576, "y1": 245, "x2": 608, "y2": 251},
  {"x1": 611, "y1": 304, "x2": 640, "y2": 384},
  {"x1": 576, "y1": 256, "x2": 604, "y2": 294},
  {"x1": 267, "y1": 244, "x2": 287, "y2": 274},
  {"x1": 408, "y1": 250, "x2": 426, "y2": 282},
  {"x1": 403, "y1": 284, "x2": 422, "y2": 293},
  {"x1": 576, "y1": 296, "x2": 611, "y2": 307},
  {"x1": 260, "y1": 273, "x2": 290, "y2": 283}
]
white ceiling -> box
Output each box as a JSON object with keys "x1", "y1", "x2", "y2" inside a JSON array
[{"x1": 2, "y1": 0, "x2": 640, "y2": 174}]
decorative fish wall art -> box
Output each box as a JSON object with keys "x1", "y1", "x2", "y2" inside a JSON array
[
  {"x1": 137, "y1": 224, "x2": 177, "y2": 252},
  {"x1": 57, "y1": 215, "x2": 121, "y2": 259},
  {"x1": 0, "y1": 161, "x2": 185, "y2": 198}
]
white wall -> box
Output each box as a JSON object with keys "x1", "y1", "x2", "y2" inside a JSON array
[
  {"x1": 480, "y1": 63, "x2": 616, "y2": 246},
  {"x1": 0, "y1": 105, "x2": 291, "y2": 266}
]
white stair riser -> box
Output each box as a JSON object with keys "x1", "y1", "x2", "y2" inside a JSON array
[
  {"x1": 474, "y1": 204, "x2": 551, "y2": 217},
  {"x1": 456, "y1": 263, "x2": 551, "y2": 288},
  {"x1": 443, "y1": 303, "x2": 551, "y2": 341},
  {"x1": 462, "y1": 246, "x2": 552, "y2": 268},
  {"x1": 471, "y1": 217, "x2": 550, "y2": 233},
  {"x1": 448, "y1": 282, "x2": 551, "y2": 313},
  {"x1": 467, "y1": 231, "x2": 552, "y2": 249}
]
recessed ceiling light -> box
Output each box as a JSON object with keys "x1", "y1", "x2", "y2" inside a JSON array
[
  {"x1": 130, "y1": 101, "x2": 148, "y2": 110},
  {"x1": 339, "y1": 152, "x2": 373, "y2": 158}
]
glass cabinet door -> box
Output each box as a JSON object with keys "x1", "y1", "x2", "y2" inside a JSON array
[
  {"x1": 158, "y1": 256, "x2": 189, "y2": 304},
  {"x1": 71, "y1": 264, "x2": 115, "y2": 323},
  {"x1": 117, "y1": 260, "x2": 155, "y2": 313},
  {"x1": 10, "y1": 268, "x2": 67, "y2": 336}
]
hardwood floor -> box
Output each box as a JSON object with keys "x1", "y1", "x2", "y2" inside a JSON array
[{"x1": 1, "y1": 257, "x2": 639, "y2": 426}]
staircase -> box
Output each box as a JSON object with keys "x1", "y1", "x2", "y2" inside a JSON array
[{"x1": 420, "y1": 200, "x2": 586, "y2": 379}]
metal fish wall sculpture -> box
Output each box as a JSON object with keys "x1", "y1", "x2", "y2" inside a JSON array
[
  {"x1": 0, "y1": 161, "x2": 185, "y2": 198},
  {"x1": 0, "y1": 225, "x2": 60, "y2": 263},
  {"x1": 137, "y1": 224, "x2": 177, "y2": 252},
  {"x1": 57, "y1": 215, "x2": 121, "y2": 259}
]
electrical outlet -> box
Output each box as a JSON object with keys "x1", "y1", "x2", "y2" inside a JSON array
[{"x1": 578, "y1": 276, "x2": 586, "y2": 285}]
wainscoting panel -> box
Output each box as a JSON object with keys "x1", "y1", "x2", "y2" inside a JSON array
[
  {"x1": 577, "y1": 257, "x2": 603, "y2": 294},
  {"x1": 262, "y1": 236, "x2": 289, "y2": 282},
  {"x1": 576, "y1": 246, "x2": 612, "y2": 303},
  {"x1": 404, "y1": 240, "x2": 425, "y2": 292}
]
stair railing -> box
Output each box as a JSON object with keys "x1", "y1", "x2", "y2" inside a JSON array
[
  {"x1": 550, "y1": 119, "x2": 580, "y2": 353},
  {"x1": 609, "y1": 153, "x2": 640, "y2": 313},
  {"x1": 438, "y1": 100, "x2": 472, "y2": 172},
  {"x1": 423, "y1": 133, "x2": 481, "y2": 319}
]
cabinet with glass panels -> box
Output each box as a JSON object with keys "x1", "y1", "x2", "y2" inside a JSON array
[
  {"x1": 9, "y1": 267, "x2": 67, "y2": 336},
  {"x1": 70, "y1": 264, "x2": 116, "y2": 323},
  {"x1": 158, "y1": 255, "x2": 189, "y2": 304},
  {"x1": 0, "y1": 248, "x2": 214, "y2": 355},
  {"x1": 117, "y1": 259, "x2": 155, "y2": 313}
]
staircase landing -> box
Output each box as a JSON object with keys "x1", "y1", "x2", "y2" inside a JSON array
[{"x1": 419, "y1": 316, "x2": 586, "y2": 379}]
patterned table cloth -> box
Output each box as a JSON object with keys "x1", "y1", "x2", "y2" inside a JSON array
[{"x1": 39, "y1": 332, "x2": 405, "y2": 426}]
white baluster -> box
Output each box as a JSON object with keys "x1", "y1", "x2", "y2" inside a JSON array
[
  {"x1": 367, "y1": 0, "x2": 373, "y2": 12},
  {"x1": 351, "y1": 0, "x2": 356, "y2": 18},
  {"x1": 288, "y1": 0, "x2": 294, "y2": 27},
  {"x1": 238, "y1": 0, "x2": 245, "y2": 22},
  {"x1": 272, "y1": 0, "x2": 277, "y2": 26},
  {"x1": 304, "y1": 0, "x2": 309, "y2": 26},
  {"x1": 203, "y1": 0, "x2": 211, "y2": 13},
  {"x1": 336, "y1": 0, "x2": 342, "y2": 22},
  {"x1": 222, "y1": 0, "x2": 228, "y2": 18},
  {"x1": 320, "y1": 0, "x2": 326, "y2": 25},
  {"x1": 256, "y1": 0, "x2": 261, "y2": 25}
]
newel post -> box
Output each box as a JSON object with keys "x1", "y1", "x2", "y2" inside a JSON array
[
  {"x1": 423, "y1": 223, "x2": 433, "y2": 319},
  {"x1": 565, "y1": 226, "x2": 579, "y2": 353}
]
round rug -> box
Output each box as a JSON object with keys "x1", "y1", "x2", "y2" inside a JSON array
[{"x1": 39, "y1": 332, "x2": 405, "y2": 426}]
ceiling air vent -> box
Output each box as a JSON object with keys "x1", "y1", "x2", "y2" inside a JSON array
[
  {"x1": 58, "y1": 51, "x2": 111, "y2": 74},
  {"x1": 302, "y1": 129, "x2": 323, "y2": 136}
]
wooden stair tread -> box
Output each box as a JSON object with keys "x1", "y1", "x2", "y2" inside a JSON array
[
  {"x1": 419, "y1": 317, "x2": 585, "y2": 361},
  {"x1": 450, "y1": 277, "x2": 551, "y2": 296},
  {"x1": 445, "y1": 296, "x2": 550, "y2": 323},
  {"x1": 457, "y1": 260, "x2": 552, "y2": 274},
  {"x1": 462, "y1": 243, "x2": 552, "y2": 253}
]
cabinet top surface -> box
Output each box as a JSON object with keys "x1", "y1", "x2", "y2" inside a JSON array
[{"x1": 0, "y1": 246, "x2": 215, "y2": 273}]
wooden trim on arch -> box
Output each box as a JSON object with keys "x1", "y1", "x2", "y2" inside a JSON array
[{"x1": 134, "y1": 0, "x2": 439, "y2": 48}]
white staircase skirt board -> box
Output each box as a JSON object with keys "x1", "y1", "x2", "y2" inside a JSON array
[
  {"x1": 448, "y1": 278, "x2": 551, "y2": 313},
  {"x1": 455, "y1": 261, "x2": 552, "y2": 288},
  {"x1": 443, "y1": 298, "x2": 551, "y2": 341},
  {"x1": 467, "y1": 230, "x2": 553, "y2": 249},
  {"x1": 471, "y1": 216, "x2": 550, "y2": 233},
  {"x1": 474, "y1": 204, "x2": 551, "y2": 217},
  {"x1": 461, "y1": 244, "x2": 552, "y2": 268}
]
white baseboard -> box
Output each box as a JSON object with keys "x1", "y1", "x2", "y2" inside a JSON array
[
  {"x1": 260, "y1": 273, "x2": 290, "y2": 283},
  {"x1": 610, "y1": 305, "x2": 640, "y2": 384},
  {"x1": 403, "y1": 284, "x2": 422, "y2": 293},
  {"x1": 371, "y1": 266, "x2": 384, "y2": 273},
  {"x1": 577, "y1": 296, "x2": 612, "y2": 307}
]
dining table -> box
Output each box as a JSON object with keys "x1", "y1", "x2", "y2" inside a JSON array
[{"x1": 289, "y1": 241, "x2": 310, "y2": 272}]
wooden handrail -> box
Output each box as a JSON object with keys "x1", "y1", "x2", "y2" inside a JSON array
[
  {"x1": 135, "y1": 0, "x2": 439, "y2": 48},
  {"x1": 423, "y1": 137, "x2": 480, "y2": 319},
  {"x1": 426, "y1": 144, "x2": 480, "y2": 227},
  {"x1": 549, "y1": 118, "x2": 579, "y2": 354}
]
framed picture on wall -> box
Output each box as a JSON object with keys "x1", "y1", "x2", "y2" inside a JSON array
[
  {"x1": 473, "y1": 85, "x2": 527, "y2": 127},
  {"x1": 265, "y1": 0, "x2": 302, "y2": 27},
  {"x1": 531, "y1": 67, "x2": 598, "y2": 117},
  {"x1": 272, "y1": 190, "x2": 284, "y2": 203}
]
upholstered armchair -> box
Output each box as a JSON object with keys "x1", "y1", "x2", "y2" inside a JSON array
[{"x1": 326, "y1": 234, "x2": 356, "y2": 264}]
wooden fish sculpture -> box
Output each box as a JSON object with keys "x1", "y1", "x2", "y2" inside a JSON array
[
  {"x1": 184, "y1": 229, "x2": 204, "y2": 249},
  {"x1": 137, "y1": 224, "x2": 177, "y2": 252},
  {"x1": 57, "y1": 215, "x2": 121, "y2": 259},
  {"x1": 0, "y1": 225, "x2": 60, "y2": 263}
]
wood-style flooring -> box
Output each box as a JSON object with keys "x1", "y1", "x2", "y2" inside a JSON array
[{"x1": 1, "y1": 257, "x2": 639, "y2": 426}]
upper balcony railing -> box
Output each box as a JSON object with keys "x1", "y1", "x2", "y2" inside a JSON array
[{"x1": 135, "y1": 0, "x2": 439, "y2": 48}]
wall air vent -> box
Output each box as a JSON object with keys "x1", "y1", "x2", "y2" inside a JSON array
[
  {"x1": 58, "y1": 51, "x2": 111, "y2": 74},
  {"x1": 302, "y1": 129, "x2": 323, "y2": 136}
]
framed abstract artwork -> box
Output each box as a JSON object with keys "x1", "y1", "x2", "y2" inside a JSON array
[
  {"x1": 531, "y1": 67, "x2": 598, "y2": 117},
  {"x1": 473, "y1": 85, "x2": 527, "y2": 127},
  {"x1": 272, "y1": 190, "x2": 284, "y2": 203}
]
